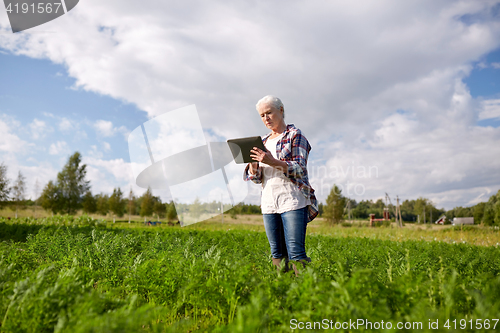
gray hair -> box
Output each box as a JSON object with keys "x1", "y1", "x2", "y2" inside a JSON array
[{"x1": 256, "y1": 95, "x2": 284, "y2": 118}]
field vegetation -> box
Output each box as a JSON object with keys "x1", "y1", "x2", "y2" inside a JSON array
[
  {"x1": 1, "y1": 216, "x2": 500, "y2": 332},
  {"x1": 2, "y1": 153, "x2": 500, "y2": 331}
]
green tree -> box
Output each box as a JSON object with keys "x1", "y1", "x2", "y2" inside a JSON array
[
  {"x1": 167, "y1": 201, "x2": 178, "y2": 221},
  {"x1": 127, "y1": 188, "x2": 135, "y2": 223},
  {"x1": 189, "y1": 197, "x2": 204, "y2": 219},
  {"x1": 352, "y1": 200, "x2": 370, "y2": 219},
  {"x1": 229, "y1": 204, "x2": 239, "y2": 219},
  {"x1": 33, "y1": 178, "x2": 41, "y2": 218},
  {"x1": 11, "y1": 171, "x2": 26, "y2": 218},
  {"x1": 478, "y1": 190, "x2": 500, "y2": 226},
  {"x1": 482, "y1": 205, "x2": 495, "y2": 226},
  {"x1": 324, "y1": 184, "x2": 346, "y2": 224},
  {"x1": 494, "y1": 190, "x2": 500, "y2": 226},
  {"x1": 40, "y1": 180, "x2": 61, "y2": 214},
  {"x1": 369, "y1": 198, "x2": 385, "y2": 218},
  {"x1": 414, "y1": 197, "x2": 431, "y2": 223},
  {"x1": 140, "y1": 188, "x2": 154, "y2": 217},
  {"x1": 154, "y1": 199, "x2": 166, "y2": 219},
  {"x1": 96, "y1": 193, "x2": 109, "y2": 216},
  {"x1": 318, "y1": 202, "x2": 324, "y2": 217},
  {"x1": 109, "y1": 187, "x2": 125, "y2": 217},
  {"x1": 473, "y1": 202, "x2": 486, "y2": 224},
  {"x1": 57, "y1": 152, "x2": 90, "y2": 214},
  {"x1": 0, "y1": 163, "x2": 10, "y2": 207},
  {"x1": 82, "y1": 191, "x2": 97, "y2": 214},
  {"x1": 400, "y1": 199, "x2": 416, "y2": 222}
]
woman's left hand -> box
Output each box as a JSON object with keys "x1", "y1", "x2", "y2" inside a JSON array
[{"x1": 250, "y1": 147, "x2": 275, "y2": 165}]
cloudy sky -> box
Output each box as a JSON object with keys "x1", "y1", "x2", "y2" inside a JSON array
[{"x1": 1, "y1": 0, "x2": 500, "y2": 210}]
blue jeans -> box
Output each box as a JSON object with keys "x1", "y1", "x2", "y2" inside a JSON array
[{"x1": 263, "y1": 207, "x2": 309, "y2": 261}]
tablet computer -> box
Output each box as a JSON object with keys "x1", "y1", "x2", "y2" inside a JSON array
[{"x1": 227, "y1": 136, "x2": 267, "y2": 164}]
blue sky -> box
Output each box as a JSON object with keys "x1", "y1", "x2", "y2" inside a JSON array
[
  {"x1": 464, "y1": 48, "x2": 500, "y2": 127},
  {"x1": 1, "y1": 0, "x2": 500, "y2": 210},
  {"x1": 0, "y1": 52, "x2": 145, "y2": 163},
  {"x1": 465, "y1": 48, "x2": 500, "y2": 98}
]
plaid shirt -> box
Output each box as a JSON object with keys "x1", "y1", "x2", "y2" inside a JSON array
[{"x1": 244, "y1": 124, "x2": 318, "y2": 222}]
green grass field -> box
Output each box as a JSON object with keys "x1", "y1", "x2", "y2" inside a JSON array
[{"x1": 1, "y1": 216, "x2": 500, "y2": 332}]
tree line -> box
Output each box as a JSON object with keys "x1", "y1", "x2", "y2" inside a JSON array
[
  {"x1": 319, "y1": 184, "x2": 447, "y2": 224},
  {"x1": 444, "y1": 191, "x2": 500, "y2": 226},
  {"x1": 2, "y1": 153, "x2": 499, "y2": 225},
  {"x1": 0, "y1": 152, "x2": 178, "y2": 220},
  {"x1": 319, "y1": 184, "x2": 500, "y2": 225},
  {"x1": 0, "y1": 152, "x2": 261, "y2": 220}
]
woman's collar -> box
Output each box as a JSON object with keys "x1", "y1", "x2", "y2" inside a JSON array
[{"x1": 263, "y1": 124, "x2": 294, "y2": 141}]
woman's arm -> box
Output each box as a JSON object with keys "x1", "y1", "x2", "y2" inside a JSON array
[
  {"x1": 249, "y1": 147, "x2": 288, "y2": 173},
  {"x1": 248, "y1": 162, "x2": 259, "y2": 174},
  {"x1": 243, "y1": 161, "x2": 262, "y2": 184},
  {"x1": 249, "y1": 131, "x2": 310, "y2": 179},
  {"x1": 282, "y1": 132, "x2": 310, "y2": 179}
]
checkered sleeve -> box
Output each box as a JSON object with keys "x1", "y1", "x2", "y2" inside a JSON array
[
  {"x1": 243, "y1": 163, "x2": 262, "y2": 184},
  {"x1": 284, "y1": 132, "x2": 310, "y2": 179}
]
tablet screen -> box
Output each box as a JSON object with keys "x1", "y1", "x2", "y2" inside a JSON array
[{"x1": 227, "y1": 136, "x2": 267, "y2": 164}]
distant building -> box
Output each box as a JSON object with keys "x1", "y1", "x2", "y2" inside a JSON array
[
  {"x1": 452, "y1": 217, "x2": 474, "y2": 225},
  {"x1": 434, "y1": 215, "x2": 446, "y2": 225}
]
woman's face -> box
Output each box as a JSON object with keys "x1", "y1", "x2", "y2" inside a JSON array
[{"x1": 257, "y1": 103, "x2": 284, "y2": 131}]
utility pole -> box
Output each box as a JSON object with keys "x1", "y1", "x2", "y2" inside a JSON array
[
  {"x1": 396, "y1": 196, "x2": 399, "y2": 227},
  {"x1": 430, "y1": 203, "x2": 433, "y2": 224},
  {"x1": 385, "y1": 193, "x2": 402, "y2": 227},
  {"x1": 221, "y1": 194, "x2": 224, "y2": 224},
  {"x1": 395, "y1": 198, "x2": 399, "y2": 227},
  {"x1": 397, "y1": 196, "x2": 403, "y2": 227},
  {"x1": 128, "y1": 187, "x2": 133, "y2": 224},
  {"x1": 33, "y1": 178, "x2": 40, "y2": 218},
  {"x1": 347, "y1": 200, "x2": 352, "y2": 222},
  {"x1": 423, "y1": 204, "x2": 426, "y2": 224},
  {"x1": 399, "y1": 198, "x2": 403, "y2": 226},
  {"x1": 343, "y1": 199, "x2": 352, "y2": 223}
]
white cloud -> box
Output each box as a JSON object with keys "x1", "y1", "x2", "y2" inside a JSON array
[
  {"x1": 1, "y1": 1, "x2": 500, "y2": 208},
  {"x1": 75, "y1": 130, "x2": 88, "y2": 140},
  {"x1": 94, "y1": 120, "x2": 115, "y2": 137},
  {"x1": 479, "y1": 99, "x2": 500, "y2": 120},
  {"x1": 49, "y1": 141, "x2": 70, "y2": 155},
  {"x1": 0, "y1": 153, "x2": 59, "y2": 201},
  {"x1": 94, "y1": 119, "x2": 128, "y2": 138},
  {"x1": 84, "y1": 157, "x2": 133, "y2": 182},
  {"x1": 102, "y1": 141, "x2": 111, "y2": 151},
  {"x1": 1, "y1": 1, "x2": 498, "y2": 130},
  {"x1": 83, "y1": 156, "x2": 143, "y2": 195},
  {"x1": 312, "y1": 78, "x2": 500, "y2": 209},
  {"x1": 59, "y1": 118, "x2": 74, "y2": 132},
  {"x1": 477, "y1": 61, "x2": 489, "y2": 69},
  {"x1": 491, "y1": 62, "x2": 500, "y2": 69},
  {"x1": 87, "y1": 145, "x2": 103, "y2": 158},
  {"x1": 0, "y1": 117, "x2": 28, "y2": 153},
  {"x1": 29, "y1": 118, "x2": 52, "y2": 140}
]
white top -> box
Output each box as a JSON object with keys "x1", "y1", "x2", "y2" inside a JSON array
[{"x1": 260, "y1": 134, "x2": 310, "y2": 214}]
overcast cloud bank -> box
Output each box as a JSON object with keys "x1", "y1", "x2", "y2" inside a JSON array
[{"x1": 1, "y1": 0, "x2": 500, "y2": 209}]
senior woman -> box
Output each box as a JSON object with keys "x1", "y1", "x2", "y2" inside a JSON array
[{"x1": 244, "y1": 95, "x2": 318, "y2": 276}]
